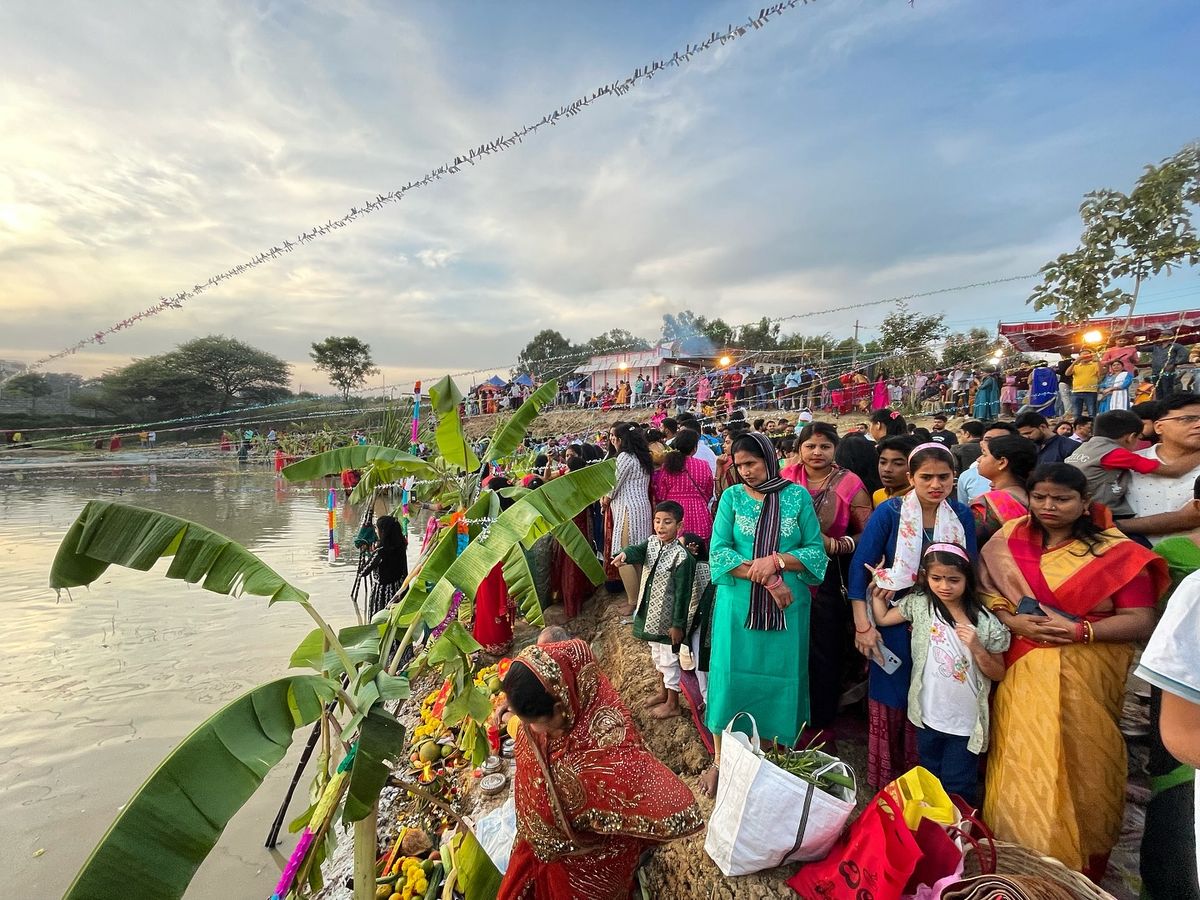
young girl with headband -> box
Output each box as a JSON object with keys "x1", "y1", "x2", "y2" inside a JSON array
[
  {"x1": 849, "y1": 442, "x2": 978, "y2": 789},
  {"x1": 871, "y1": 543, "x2": 1009, "y2": 804}
]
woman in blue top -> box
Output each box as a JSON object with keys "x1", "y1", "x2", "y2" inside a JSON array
[{"x1": 849, "y1": 442, "x2": 977, "y2": 789}]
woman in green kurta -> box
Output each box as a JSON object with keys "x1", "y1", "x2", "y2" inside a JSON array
[{"x1": 701, "y1": 431, "x2": 827, "y2": 796}]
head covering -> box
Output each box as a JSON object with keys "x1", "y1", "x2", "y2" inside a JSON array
[
  {"x1": 501, "y1": 641, "x2": 702, "y2": 898},
  {"x1": 733, "y1": 431, "x2": 792, "y2": 631}
]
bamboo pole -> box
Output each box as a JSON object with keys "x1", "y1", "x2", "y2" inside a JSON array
[{"x1": 352, "y1": 809, "x2": 378, "y2": 900}]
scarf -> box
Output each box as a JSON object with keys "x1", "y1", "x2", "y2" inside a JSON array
[
  {"x1": 873, "y1": 489, "x2": 967, "y2": 592},
  {"x1": 737, "y1": 431, "x2": 793, "y2": 631}
]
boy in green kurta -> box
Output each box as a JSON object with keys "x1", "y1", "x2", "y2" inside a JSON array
[{"x1": 613, "y1": 501, "x2": 696, "y2": 719}]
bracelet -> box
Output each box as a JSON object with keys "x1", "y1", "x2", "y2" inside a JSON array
[
  {"x1": 1084, "y1": 621, "x2": 1095, "y2": 644},
  {"x1": 765, "y1": 576, "x2": 783, "y2": 589},
  {"x1": 775, "y1": 553, "x2": 786, "y2": 571},
  {"x1": 1073, "y1": 621, "x2": 1085, "y2": 644},
  {"x1": 855, "y1": 623, "x2": 872, "y2": 633}
]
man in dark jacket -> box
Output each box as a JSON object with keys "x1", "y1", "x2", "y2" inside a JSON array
[{"x1": 1015, "y1": 410, "x2": 1077, "y2": 465}]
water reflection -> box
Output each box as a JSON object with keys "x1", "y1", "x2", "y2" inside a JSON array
[{"x1": 0, "y1": 461, "x2": 371, "y2": 899}]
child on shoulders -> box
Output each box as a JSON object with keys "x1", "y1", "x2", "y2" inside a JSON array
[
  {"x1": 871, "y1": 543, "x2": 1009, "y2": 805},
  {"x1": 613, "y1": 501, "x2": 695, "y2": 719}
]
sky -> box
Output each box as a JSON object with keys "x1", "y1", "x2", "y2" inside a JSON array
[{"x1": 1, "y1": 0, "x2": 1199, "y2": 395}]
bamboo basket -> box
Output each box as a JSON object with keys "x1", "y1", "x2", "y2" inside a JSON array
[{"x1": 954, "y1": 839, "x2": 1117, "y2": 900}]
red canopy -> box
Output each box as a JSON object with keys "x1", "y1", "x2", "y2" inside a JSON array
[{"x1": 998, "y1": 309, "x2": 1200, "y2": 354}]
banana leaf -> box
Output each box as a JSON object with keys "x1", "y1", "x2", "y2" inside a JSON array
[
  {"x1": 430, "y1": 375, "x2": 480, "y2": 472},
  {"x1": 551, "y1": 518, "x2": 606, "y2": 585},
  {"x1": 453, "y1": 830, "x2": 503, "y2": 900},
  {"x1": 421, "y1": 460, "x2": 616, "y2": 626},
  {"x1": 485, "y1": 379, "x2": 558, "y2": 462},
  {"x1": 500, "y1": 544, "x2": 545, "y2": 627},
  {"x1": 65, "y1": 675, "x2": 335, "y2": 900},
  {"x1": 49, "y1": 501, "x2": 307, "y2": 604},
  {"x1": 280, "y1": 445, "x2": 434, "y2": 482},
  {"x1": 342, "y1": 708, "x2": 405, "y2": 824}
]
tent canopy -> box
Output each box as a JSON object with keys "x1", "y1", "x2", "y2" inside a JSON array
[
  {"x1": 513, "y1": 373, "x2": 536, "y2": 387},
  {"x1": 998, "y1": 309, "x2": 1200, "y2": 354}
]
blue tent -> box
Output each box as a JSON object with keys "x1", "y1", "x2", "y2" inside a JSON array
[
  {"x1": 483, "y1": 375, "x2": 507, "y2": 388},
  {"x1": 513, "y1": 373, "x2": 536, "y2": 387}
]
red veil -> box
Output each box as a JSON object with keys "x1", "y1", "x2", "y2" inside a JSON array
[{"x1": 497, "y1": 640, "x2": 703, "y2": 900}]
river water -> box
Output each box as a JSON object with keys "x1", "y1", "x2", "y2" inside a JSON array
[{"x1": 0, "y1": 458, "x2": 382, "y2": 899}]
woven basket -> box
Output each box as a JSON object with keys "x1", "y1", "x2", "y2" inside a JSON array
[{"x1": 960, "y1": 839, "x2": 1117, "y2": 900}]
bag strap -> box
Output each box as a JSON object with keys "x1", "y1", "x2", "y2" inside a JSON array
[
  {"x1": 784, "y1": 779, "x2": 819, "y2": 860},
  {"x1": 947, "y1": 820, "x2": 997, "y2": 876}
]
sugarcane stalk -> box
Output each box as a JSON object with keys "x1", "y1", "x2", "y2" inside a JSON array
[{"x1": 352, "y1": 808, "x2": 378, "y2": 900}]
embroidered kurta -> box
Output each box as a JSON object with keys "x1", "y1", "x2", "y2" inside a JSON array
[
  {"x1": 620, "y1": 538, "x2": 696, "y2": 644},
  {"x1": 610, "y1": 452, "x2": 652, "y2": 549},
  {"x1": 704, "y1": 483, "x2": 827, "y2": 741}
]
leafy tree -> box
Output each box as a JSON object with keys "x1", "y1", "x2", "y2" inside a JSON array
[
  {"x1": 940, "y1": 327, "x2": 995, "y2": 369},
  {"x1": 95, "y1": 357, "x2": 216, "y2": 418},
  {"x1": 177, "y1": 336, "x2": 291, "y2": 411},
  {"x1": 876, "y1": 302, "x2": 947, "y2": 373},
  {"x1": 5, "y1": 372, "x2": 53, "y2": 414},
  {"x1": 1029, "y1": 143, "x2": 1200, "y2": 322},
  {"x1": 733, "y1": 317, "x2": 781, "y2": 350},
  {"x1": 516, "y1": 329, "x2": 585, "y2": 381},
  {"x1": 583, "y1": 328, "x2": 652, "y2": 355},
  {"x1": 310, "y1": 336, "x2": 378, "y2": 401}
]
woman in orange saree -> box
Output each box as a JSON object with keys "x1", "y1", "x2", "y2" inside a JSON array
[
  {"x1": 498, "y1": 640, "x2": 703, "y2": 900},
  {"x1": 978, "y1": 463, "x2": 1164, "y2": 880}
]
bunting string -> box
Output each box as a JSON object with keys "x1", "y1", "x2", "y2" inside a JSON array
[{"x1": 18, "y1": 1, "x2": 824, "y2": 378}]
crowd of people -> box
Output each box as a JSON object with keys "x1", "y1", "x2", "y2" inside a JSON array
[{"x1": 482, "y1": 383, "x2": 1200, "y2": 899}]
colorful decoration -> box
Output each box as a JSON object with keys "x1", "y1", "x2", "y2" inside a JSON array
[
  {"x1": 410, "y1": 381, "x2": 422, "y2": 444},
  {"x1": 327, "y1": 488, "x2": 339, "y2": 562}
]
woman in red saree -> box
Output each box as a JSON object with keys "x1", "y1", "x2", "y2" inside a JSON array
[
  {"x1": 978, "y1": 463, "x2": 1165, "y2": 879},
  {"x1": 498, "y1": 640, "x2": 703, "y2": 900},
  {"x1": 551, "y1": 458, "x2": 597, "y2": 618}
]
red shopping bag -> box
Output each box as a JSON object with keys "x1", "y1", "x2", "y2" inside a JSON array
[
  {"x1": 904, "y1": 795, "x2": 997, "y2": 898},
  {"x1": 790, "y1": 790, "x2": 923, "y2": 900}
]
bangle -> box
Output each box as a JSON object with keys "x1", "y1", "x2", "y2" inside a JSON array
[
  {"x1": 776, "y1": 553, "x2": 786, "y2": 571},
  {"x1": 765, "y1": 575, "x2": 783, "y2": 589},
  {"x1": 1074, "y1": 621, "x2": 1085, "y2": 644},
  {"x1": 1084, "y1": 621, "x2": 1095, "y2": 644},
  {"x1": 855, "y1": 623, "x2": 873, "y2": 633}
]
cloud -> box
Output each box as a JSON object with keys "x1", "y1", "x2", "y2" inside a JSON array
[{"x1": 1, "y1": 1, "x2": 1198, "y2": 392}]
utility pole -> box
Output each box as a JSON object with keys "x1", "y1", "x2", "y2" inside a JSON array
[{"x1": 851, "y1": 319, "x2": 861, "y2": 367}]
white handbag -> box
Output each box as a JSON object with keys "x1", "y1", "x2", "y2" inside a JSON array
[{"x1": 704, "y1": 712, "x2": 857, "y2": 875}]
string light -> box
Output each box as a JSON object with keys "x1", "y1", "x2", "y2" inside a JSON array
[{"x1": 13, "y1": 0, "x2": 825, "y2": 380}]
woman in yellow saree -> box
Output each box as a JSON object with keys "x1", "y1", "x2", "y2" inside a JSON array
[{"x1": 978, "y1": 463, "x2": 1165, "y2": 879}]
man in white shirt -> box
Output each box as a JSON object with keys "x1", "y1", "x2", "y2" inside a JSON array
[
  {"x1": 1122, "y1": 394, "x2": 1200, "y2": 544},
  {"x1": 1136, "y1": 569, "x2": 1200, "y2": 891}
]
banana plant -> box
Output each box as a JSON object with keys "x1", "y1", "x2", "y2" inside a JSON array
[{"x1": 48, "y1": 374, "x2": 615, "y2": 899}]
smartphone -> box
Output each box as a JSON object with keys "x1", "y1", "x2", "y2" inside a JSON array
[
  {"x1": 875, "y1": 642, "x2": 903, "y2": 675},
  {"x1": 1016, "y1": 596, "x2": 1044, "y2": 617}
]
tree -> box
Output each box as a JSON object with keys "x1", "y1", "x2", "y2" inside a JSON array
[
  {"x1": 310, "y1": 336, "x2": 379, "y2": 401},
  {"x1": 940, "y1": 327, "x2": 996, "y2": 369},
  {"x1": 5, "y1": 372, "x2": 53, "y2": 414},
  {"x1": 177, "y1": 335, "x2": 292, "y2": 412},
  {"x1": 1029, "y1": 143, "x2": 1200, "y2": 322},
  {"x1": 583, "y1": 329, "x2": 652, "y2": 355},
  {"x1": 516, "y1": 329, "x2": 585, "y2": 381},
  {"x1": 733, "y1": 317, "x2": 780, "y2": 351},
  {"x1": 876, "y1": 302, "x2": 947, "y2": 373}
]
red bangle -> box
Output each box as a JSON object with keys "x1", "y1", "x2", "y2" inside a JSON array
[
  {"x1": 1073, "y1": 621, "x2": 1085, "y2": 643},
  {"x1": 855, "y1": 624, "x2": 872, "y2": 633},
  {"x1": 766, "y1": 576, "x2": 783, "y2": 589}
]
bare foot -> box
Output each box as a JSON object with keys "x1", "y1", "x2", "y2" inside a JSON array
[
  {"x1": 699, "y1": 765, "x2": 719, "y2": 797},
  {"x1": 613, "y1": 601, "x2": 634, "y2": 616},
  {"x1": 649, "y1": 700, "x2": 682, "y2": 719},
  {"x1": 642, "y1": 691, "x2": 668, "y2": 709}
]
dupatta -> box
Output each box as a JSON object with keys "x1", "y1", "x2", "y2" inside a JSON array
[
  {"x1": 978, "y1": 512, "x2": 1167, "y2": 665},
  {"x1": 499, "y1": 640, "x2": 702, "y2": 900}
]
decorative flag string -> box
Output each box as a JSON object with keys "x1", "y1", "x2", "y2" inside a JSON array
[
  {"x1": 410, "y1": 381, "x2": 422, "y2": 444},
  {"x1": 16, "y1": 0, "x2": 824, "y2": 378},
  {"x1": 327, "y1": 487, "x2": 339, "y2": 562}
]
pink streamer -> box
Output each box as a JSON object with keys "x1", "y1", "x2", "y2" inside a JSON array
[{"x1": 270, "y1": 826, "x2": 316, "y2": 899}]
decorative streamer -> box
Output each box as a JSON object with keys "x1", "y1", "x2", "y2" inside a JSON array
[
  {"x1": 16, "y1": 0, "x2": 826, "y2": 379},
  {"x1": 410, "y1": 381, "x2": 422, "y2": 444},
  {"x1": 327, "y1": 487, "x2": 339, "y2": 561}
]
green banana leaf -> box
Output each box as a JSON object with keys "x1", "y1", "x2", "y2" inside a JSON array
[
  {"x1": 49, "y1": 501, "x2": 308, "y2": 604},
  {"x1": 65, "y1": 675, "x2": 335, "y2": 900},
  {"x1": 551, "y1": 518, "x2": 606, "y2": 585},
  {"x1": 485, "y1": 379, "x2": 558, "y2": 462},
  {"x1": 453, "y1": 829, "x2": 503, "y2": 900},
  {"x1": 421, "y1": 460, "x2": 616, "y2": 626},
  {"x1": 342, "y1": 708, "x2": 405, "y2": 824},
  {"x1": 280, "y1": 445, "x2": 434, "y2": 482},
  {"x1": 429, "y1": 375, "x2": 480, "y2": 472},
  {"x1": 500, "y1": 544, "x2": 545, "y2": 627}
]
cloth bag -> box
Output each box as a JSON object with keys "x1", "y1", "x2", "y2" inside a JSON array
[
  {"x1": 790, "y1": 790, "x2": 924, "y2": 900},
  {"x1": 904, "y1": 794, "x2": 996, "y2": 900},
  {"x1": 705, "y1": 713, "x2": 857, "y2": 876}
]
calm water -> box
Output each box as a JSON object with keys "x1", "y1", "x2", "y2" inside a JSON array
[{"x1": 0, "y1": 459, "x2": 381, "y2": 898}]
